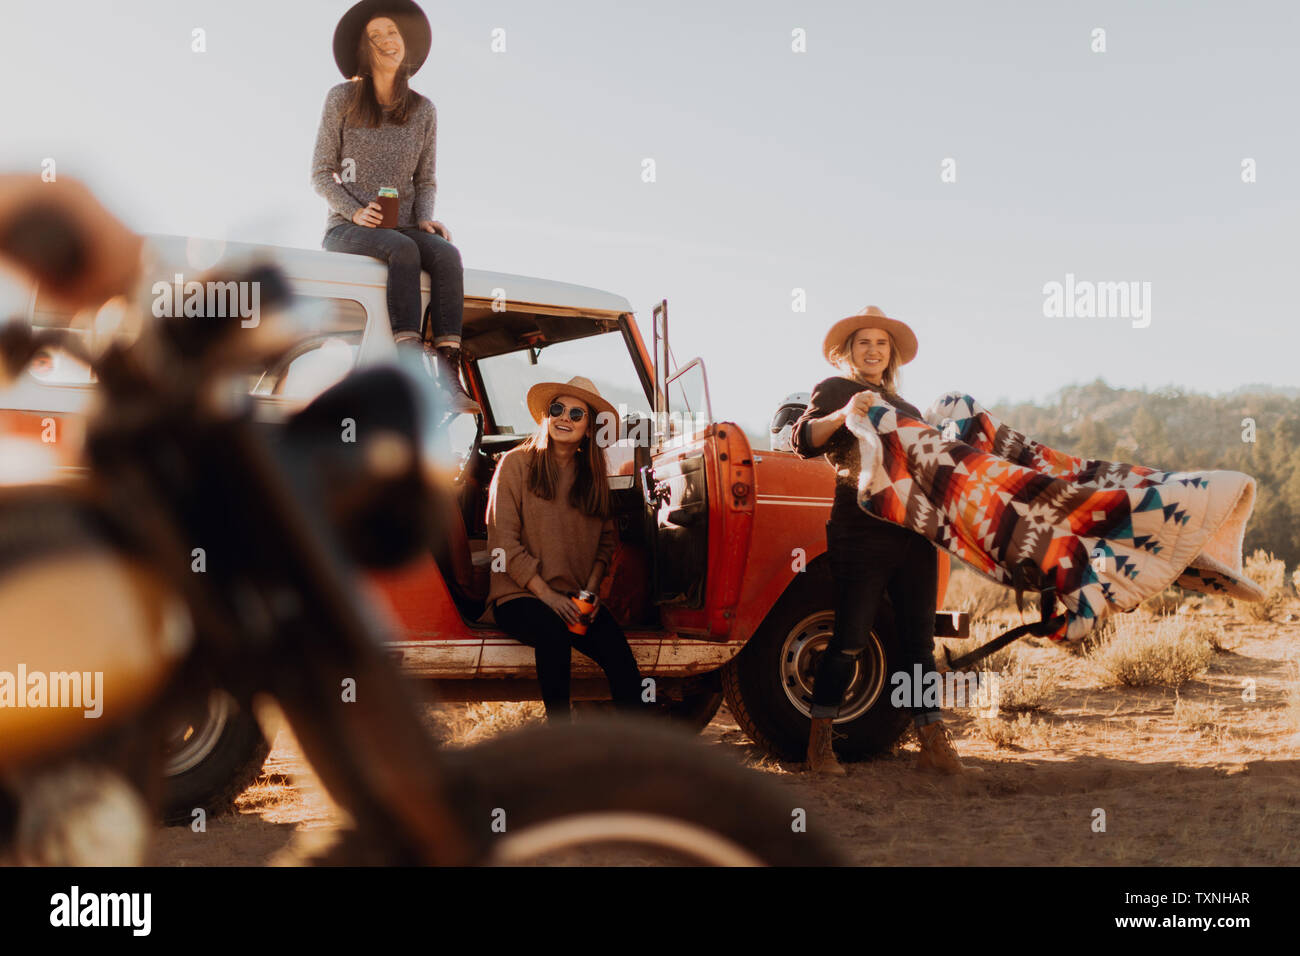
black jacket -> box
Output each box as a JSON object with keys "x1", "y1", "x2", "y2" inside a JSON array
[{"x1": 792, "y1": 376, "x2": 925, "y2": 531}]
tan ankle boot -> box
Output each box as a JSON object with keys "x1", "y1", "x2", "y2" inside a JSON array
[
  {"x1": 805, "y1": 717, "x2": 847, "y2": 776},
  {"x1": 914, "y1": 720, "x2": 981, "y2": 775}
]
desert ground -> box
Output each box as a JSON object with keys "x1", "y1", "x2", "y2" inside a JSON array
[{"x1": 149, "y1": 571, "x2": 1300, "y2": 866}]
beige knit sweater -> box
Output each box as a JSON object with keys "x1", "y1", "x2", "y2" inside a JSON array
[{"x1": 483, "y1": 447, "x2": 616, "y2": 616}]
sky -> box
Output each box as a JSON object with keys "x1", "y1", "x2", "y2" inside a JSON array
[{"x1": 1, "y1": 0, "x2": 1296, "y2": 437}]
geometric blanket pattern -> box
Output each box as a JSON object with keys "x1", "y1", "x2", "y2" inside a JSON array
[{"x1": 846, "y1": 390, "x2": 1264, "y2": 642}]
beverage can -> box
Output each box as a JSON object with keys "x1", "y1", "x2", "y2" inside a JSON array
[
  {"x1": 567, "y1": 590, "x2": 597, "y2": 635},
  {"x1": 376, "y1": 187, "x2": 399, "y2": 228}
]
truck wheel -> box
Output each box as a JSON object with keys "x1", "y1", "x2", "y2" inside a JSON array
[
  {"x1": 160, "y1": 691, "x2": 270, "y2": 825},
  {"x1": 438, "y1": 718, "x2": 841, "y2": 865},
  {"x1": 721, "y1": 563, "x2": 912, "y2": 762}
]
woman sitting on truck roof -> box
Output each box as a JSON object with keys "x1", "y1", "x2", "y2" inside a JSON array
[
  {"x1": 483, "y1": 376, "x2": 645, "y2": 722},
  {"x1": 310, "y1": 0, "x2": 478, "y2": 415}
]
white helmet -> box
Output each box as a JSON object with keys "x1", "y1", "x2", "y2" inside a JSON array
[{"x1": 769, "y1": 392, "x2": 811, "y2": 452}]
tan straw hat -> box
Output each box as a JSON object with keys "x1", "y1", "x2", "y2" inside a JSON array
[
  {"x1": 526, "y1": 376, "x2": 619, "y2": 427},
  {"x1": 821, "y1": 305, "x2": 919, "y2": 366}
]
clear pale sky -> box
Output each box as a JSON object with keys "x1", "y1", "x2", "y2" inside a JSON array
[{"x1": 2, "y1": 1, "x2": 1295, "y2": 436}]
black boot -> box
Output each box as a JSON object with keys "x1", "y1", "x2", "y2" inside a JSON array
[{"x1": 430, "y1": 345, "x2": 481, "y2": 416}]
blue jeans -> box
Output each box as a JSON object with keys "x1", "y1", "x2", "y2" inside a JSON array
[
  {"x1": 322, "y1": 223, "x2": 464, "y2": 346},
  {"x1": 810, "y1": 518, "x2": 943, "y2": 728}
]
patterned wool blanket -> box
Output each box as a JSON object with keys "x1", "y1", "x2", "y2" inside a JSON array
[{"x1": 845, "y1": 391, "x2": 1264, "y2": 641}]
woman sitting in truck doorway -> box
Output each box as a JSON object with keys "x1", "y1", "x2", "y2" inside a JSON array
[
  {"x1": 310, "y1": 0, "x2": 479, "y2": 415},
  {"x1": 483, "y1": 376, "x2": 645, "y2": 722},
  {"x1": 792, "y1": 307, "x2": 979, "y2": 776}
]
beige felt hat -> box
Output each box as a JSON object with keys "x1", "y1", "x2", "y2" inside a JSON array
[
  {"x1": 822, "y1": 305, "x2": 919, "y2": 366},
  {"x1": 526, "y1": 376, "x2": 619, "y2": 426}
]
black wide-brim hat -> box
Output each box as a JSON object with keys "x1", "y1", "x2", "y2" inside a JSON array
[{"x1": 333, "y1": 0, "x2": 432, "y2": 79}]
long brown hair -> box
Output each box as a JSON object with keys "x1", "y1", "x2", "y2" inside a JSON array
[
  {"x1": 342, "y1": 16, "x2": 417, "y2": 128},
  {"x1": 828, "y1": 328, "x2": 903, "y2": 394},
  {"x1": 521, "y1": 411, "x2": 612, "y2": 520}
]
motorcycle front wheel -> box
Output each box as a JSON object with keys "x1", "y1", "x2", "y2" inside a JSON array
[{"x1": 436, "y1": 717, "x2": 841, "y2": 866}]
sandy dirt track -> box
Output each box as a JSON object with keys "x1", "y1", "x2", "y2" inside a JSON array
[{"x1": 149, "y1": 606, "x2": 1300, "y2": 866}]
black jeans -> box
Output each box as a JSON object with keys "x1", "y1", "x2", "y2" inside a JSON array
[
  {"x1": 322, "y1": 223, "x2": 464, "y2": 345},
  {"x1": 810, "y1": 517, "x2": 943, "y2": 728},
  {"x1": 493, "y1": 597, "x2": 645, "y2": 722}
]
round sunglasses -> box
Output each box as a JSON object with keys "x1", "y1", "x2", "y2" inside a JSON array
[{"x1": 548, "y1": 401, "x2": 588, "y2": 422}]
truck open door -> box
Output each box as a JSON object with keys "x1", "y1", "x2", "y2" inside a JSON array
[{"x1": 638, "y1": 301, "x2": 754, "y2": 639}]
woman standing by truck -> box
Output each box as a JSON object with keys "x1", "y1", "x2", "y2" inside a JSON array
[
  {"x1": 310, "y1": 0, "x2": 478, "y2": 414},
  {"x1": 792, "y1": 306, "x2": 976, "y2": 775}
]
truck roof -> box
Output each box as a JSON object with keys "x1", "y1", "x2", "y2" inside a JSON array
[{"x1": 144, "y1": 235, "x2": 635, "y2": 317}]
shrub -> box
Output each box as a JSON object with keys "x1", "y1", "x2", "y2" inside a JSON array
[
  {"x1": 993, "y1": 658, "x2": 1051, "y2": 714},
  {"x1": 1140, "y1": 586, "x2": 1183, "y2": 616},
  {"x1": 1184, "y1": 621, "x2": 1236, "y2": 653},
  {"x1": 1173, "y1": 695, "x2": 1225, "y2": 742},
  {"x1": 1086, "y1": 616, "x2": 1214, "y2": 688},
  {"x1": 974, "y1": 713, "x2": 1050, "y2": 749},
  {"x1": 1236, "y1": 550, "x2": 1288, "y2": 623}
]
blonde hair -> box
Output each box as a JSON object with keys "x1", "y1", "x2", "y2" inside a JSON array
[{"x1": 828, "y1": 328, "x2": 902, "y2": 393}]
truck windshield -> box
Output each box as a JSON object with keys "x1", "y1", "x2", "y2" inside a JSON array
[{"x1": 477, "y1": 330, "x2": 652, "y2": 437}]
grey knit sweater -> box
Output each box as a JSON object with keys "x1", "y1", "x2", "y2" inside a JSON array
[{"x1": 310, "y1": 80, "x2": 438, "y2": 233}]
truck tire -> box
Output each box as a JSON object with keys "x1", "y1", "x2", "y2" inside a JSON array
[
  {"x1": 160, "y1": 691, "x2": 270, "y2": 825},
  {"x1": 721, "y1": 561, "x2": 912, "y2": 762},
  {"x1": 438, "y1": 718, "x2": 841, "y2": 865}
]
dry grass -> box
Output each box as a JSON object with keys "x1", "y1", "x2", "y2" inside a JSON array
[
  {"x1": 1286, "y1": 660, "x2": 1300, "y2": 737},
  {"x1": 941, "y1": 620, "x2": 1020, "y2": 674},
  {"x1": 994, "y1": 657, "x2": 1054, "y2": 714},
  {"x1": 1235, "y1": 550, "x2": 1289, "y2": 623},
  {"x1": 973, "y1": 712, "x2": 1055, "y2": 749},
  {"x1": 1183, "y1": 620, "x2": 1237, "y2": 654},
  {"x1": 943, "y1": 567, "x2": 1014, "y2": 617},
  {"x1": 426, "y1": 701, "x2": 544, "y2": 748},
  {"x1": 1173, "y1": 695, "x2": 1227, "y2": 743},
  {"x1": 1140, "y1": 586, "x2": 1184, "y2": 616},
  {"x1": 937, "y1": 619, "x2": 1056, "y2": 715},
  {"x1": 1058, "y1": 616, "x2": 1117, "y2": 657},
  {"x1": 1086, "y1": 615, "x2": 1214, "y2": 688}
]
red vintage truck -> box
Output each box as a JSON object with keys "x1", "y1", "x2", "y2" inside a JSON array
[{"x1": 1, "y1": 236, "x2": 968, "y2": 814}]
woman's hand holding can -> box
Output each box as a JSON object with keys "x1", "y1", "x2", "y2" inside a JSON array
[{"x1": 351, "y1": 202, "x2": 384, "y2": 228}]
